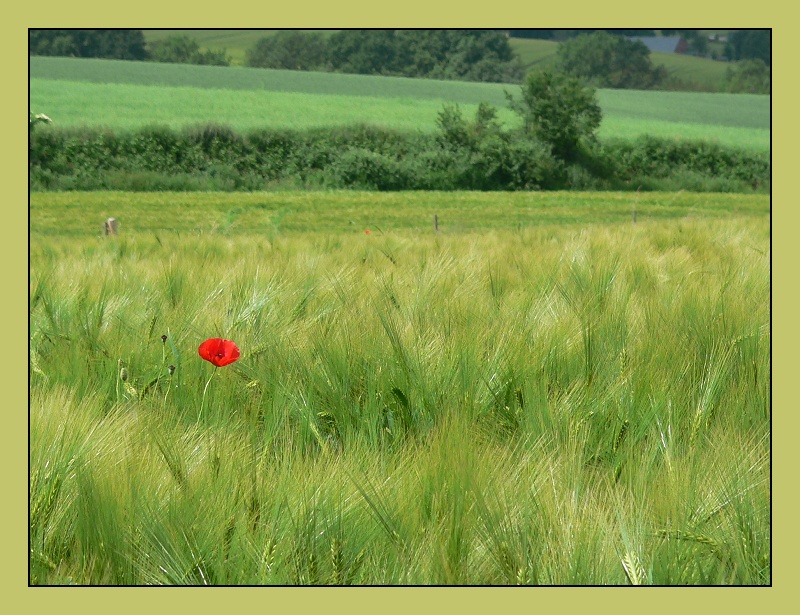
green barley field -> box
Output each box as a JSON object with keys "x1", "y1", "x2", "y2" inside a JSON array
[
  {"x1": 30, "y1": 191, "x2": 770, "y2": 585},
  {"x1": 29, "y1": 56, "x2": 770, "y2": 151}
]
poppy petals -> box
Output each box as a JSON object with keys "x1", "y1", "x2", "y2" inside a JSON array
[{"x1": 198, "y1": 338, "x2": 240, "y2": 367}]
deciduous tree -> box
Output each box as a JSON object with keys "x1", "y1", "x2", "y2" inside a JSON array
[
  {"x1": 149, "y1": 35, "x2": 230, "y2": 66},
  {"x1": 507, "y1": 71, "x2": 602, "y2": 162},
  {"x1": 724, "y1": 59, "x2": 770, "y2": 94},
  {"x1": 556, "y1": 31, "x2": 666, "y2": 89},
  {"x1": 246, "y1": 31, "x2": 328, "y2": 71},
  {"x1": 29, "y1": 30, "x2": 148, "y2": 60},
  {"x1": 725, "y1": 30, "x2": 770, "y2": 66}
]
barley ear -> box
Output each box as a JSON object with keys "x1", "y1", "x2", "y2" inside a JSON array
[{"x1": 621, "y1": 551, "x2": 647, "y2": 585}]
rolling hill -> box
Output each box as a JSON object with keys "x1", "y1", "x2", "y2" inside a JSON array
[{"x1": 140, "y1": 29, "x2": 736, "y2": 92}]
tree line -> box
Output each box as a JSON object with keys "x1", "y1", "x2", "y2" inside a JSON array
[
  {"x1": 509, "y1": 29, "x2": 770, "y2": 64},
  {"x1": 29, "y1": 30, "x2": 230, "y2": 66},
  {"x1": 29, "y1": 29, "x2": 768, "y2": 93},
  {"x1": 245, "y1": 30, "x2": 524, "y2": 83}
]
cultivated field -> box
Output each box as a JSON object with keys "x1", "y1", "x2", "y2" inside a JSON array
[
  {"x1": 28, "y1": 35, "x2": 772, "y2": 585},
  {"x1": 29, "y1": 56, "x2": 770, "y2": 151},
  {"x1": 30, "y1": 191, "x2": 770, "y2": 585}
]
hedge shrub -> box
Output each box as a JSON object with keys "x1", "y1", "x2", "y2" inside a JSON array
[{"x1": 29, "y1": 124, "x2": 769, "y2": 193}]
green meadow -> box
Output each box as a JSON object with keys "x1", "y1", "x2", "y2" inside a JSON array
[
  {"x1": 29, "y1": 56, "x2": 770, "y2": 151},
  {"x1": 30, "y1": 191, "x2": 768, "y2": 236},
  {"x1": 30, "y1": 191, "x2": 770, "y2": 584}
]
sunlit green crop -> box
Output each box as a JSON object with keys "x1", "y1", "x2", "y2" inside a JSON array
[{"x1": 30, "y1": 191, "x2": 770, "y2": 585}]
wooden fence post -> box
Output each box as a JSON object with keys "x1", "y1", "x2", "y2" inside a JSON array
[{"x1": 103, "y1": 217, "x2": 118, "y2": 235}]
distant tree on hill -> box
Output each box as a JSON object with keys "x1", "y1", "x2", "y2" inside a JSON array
[
  {"x1": 29, "y1": 30, "x2": 148, "y2": 60},
  {"x1": 435, "y1": 30, "x2": 523, "y2": 83},
  {"x1": 246, "y1": 30, "x2": 524, "y2": 82},
  {"x1": 326, "y1": 30, "x2": 398, "y2": 75},
  {"x1": 724, "y1": 59, "x2": 770, "y2": 94},
  {"x1": 725, "y1": 30, "x2": 770, "y2": 66},
  {"x1": 556, "y1": 31, "x2": 667, "y2": 89},
  {"x1": 673, "y1": 30, "x2": 709, "y2": 56},
  {"x1": 246, "y1": 31, "x2": 328, "y2": 71},
  {"x1": 148, "y1": 35, "x2": 230, "y2": 66},
  {"x1": 325, "y1": 30, "x2": 523, "y2": 82}
]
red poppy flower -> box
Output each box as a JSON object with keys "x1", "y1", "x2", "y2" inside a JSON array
[
  {"x1": 364, "y1": 229, "x2": 371, "y2": 235},
  {"x1": 198, "y1": 338, "x2": 240, "y2": 367}
]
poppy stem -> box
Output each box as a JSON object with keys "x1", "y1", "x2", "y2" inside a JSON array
[{"x1": 199, "y1": 366, "x2": 218, "y2": 421}]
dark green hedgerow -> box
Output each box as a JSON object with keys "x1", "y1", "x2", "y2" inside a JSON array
[
  {"x1": 605, "y1": 136, "x2": 770, "y2": 187},
  {"x1": 29, "y1": 123, "x2": 769, "y2": 193}
]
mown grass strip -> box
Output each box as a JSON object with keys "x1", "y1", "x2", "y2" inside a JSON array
[{"x1": 30, "y1": 191, "x2": 770, "y2": 238}]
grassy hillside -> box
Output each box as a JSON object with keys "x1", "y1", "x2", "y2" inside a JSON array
[
  {"x1": 29, "y1": 56, "x2": 515, "y2": 104},
  {"x1": 29, "y1": 77, "x2": 521, "y2": 134},
  {"x1": 29, "y1": 57, "x2": 770, "y2": 151},
  {"x1": 653, "y1": 52, "x2": 730, "y2": 90},
  {"x1": 508, "y1": 37, "x2": 730, "y2": 92},
  {"x1": 507, "y1": 38, "x2": 559, "y2": 72}
]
